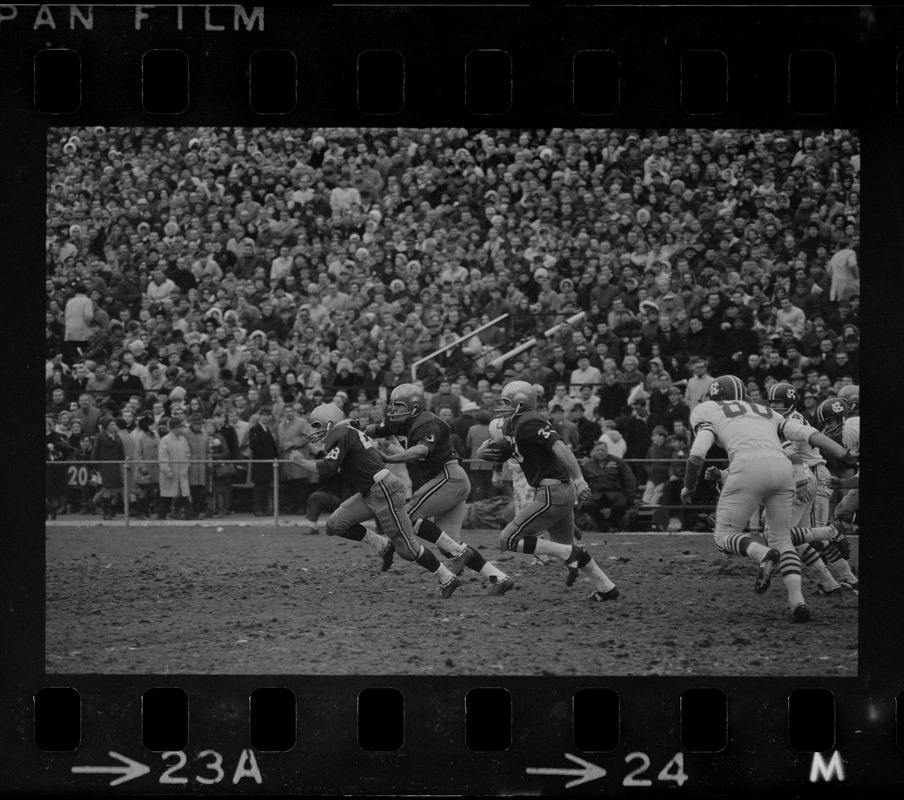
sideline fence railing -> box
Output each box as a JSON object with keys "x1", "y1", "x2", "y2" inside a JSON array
[{"x1": 49, "y1": 456, "x2": 723, "y2": 527}]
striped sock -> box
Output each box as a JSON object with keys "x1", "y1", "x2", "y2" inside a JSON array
[
  {"x1": 790, "y1": 525, "x2": 836, "y2": 546},
  {"x1": 799, "y1": 545, "x2": 839, "y2": 591},
  {"x1": 719, "y1": 533, "x2": 765, "y2": 560},
  {"x1": 778, "y1": 549, "x2": 804, "y2": 607},
  {"x1": 818, "y1": 544, "x2": 858, "y2": 582}
]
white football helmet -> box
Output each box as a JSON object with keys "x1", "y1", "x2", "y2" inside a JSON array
[
  {"x1": 387, "y1": 383, "x2": 425, "y2": 423},
  {"x1": 308, "y1": 403, "x2": 345, "y2": 443},
  {"x1": 494, "y1": 380, "x2": 536, "y2": 420}
]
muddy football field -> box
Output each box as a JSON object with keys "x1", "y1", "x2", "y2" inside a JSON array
[{"x1": 45, "y1": 524, "x2": 858, "y2": 677}]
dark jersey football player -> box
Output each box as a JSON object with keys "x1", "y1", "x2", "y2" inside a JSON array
[
  {"x1": 365, "y1": 383, "x2": 514, "y2": 595},
  {"x1": 477, "y1": 380, "x2": 620, "y2": 602},
  {"x1": 290, "y1": 402, "x2": 461, "y2": 597}
]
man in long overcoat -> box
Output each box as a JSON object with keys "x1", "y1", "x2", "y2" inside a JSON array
[
  {"x1": 184, "y1": 413, "x2": 210, "y2": 518},
  {"x1": 276, "y1": 402, "x2": 314, "y2": 514},
  {"x1": 158, "y1": 417, "x2": 191, "y2": 520},
  {"x1": 249, "y1": 406, "x2": 279, "y2": 516}
]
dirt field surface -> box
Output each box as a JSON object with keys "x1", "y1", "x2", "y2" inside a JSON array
[{"x1": 45, "y1": 524, "x2": 858, "y2": 677}]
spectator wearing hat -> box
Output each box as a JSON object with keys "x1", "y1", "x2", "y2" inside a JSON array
[
  {"x1": 276, "y1": 403, "x2": 314, "y2": 515},
  {"x1": 184, "y1": 413, "x2": 209, "y2": 518},
  {"x1": 91, "y1": 416, "x2": 125, "y2": 520},
  {"x1": 248, "y1": 406, "x2": 278, "y2": 516},
  {"x1": 63, "y1": 284, "x2": 94, "y2": 365},
  {"x1": 132, "y1": 415, "x2": 160, "y2": 519},
  {"x1": 158, "y1": 417, "x2": 192, "y2": 518}
]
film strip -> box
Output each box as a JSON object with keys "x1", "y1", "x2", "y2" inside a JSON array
[{"x1": 2, "y1": 2, "x2": 901, "y2": 795}]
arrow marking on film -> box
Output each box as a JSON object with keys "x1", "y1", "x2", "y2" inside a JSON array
[
  {"x1": 71, "y1": 751, "x2": 150, "y2": 786},
  {"x1": 526, "y1": 752, "x2": 607, "y2": 788}
]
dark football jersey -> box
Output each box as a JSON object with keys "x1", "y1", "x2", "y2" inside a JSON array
[
  {"x1": 316, "y1": 422, "x2": 385, "y2": 496},
  {"x1": 370, "y1": 411, "x2": 459, "y2": 491},
  {"x1": 503, "y1": 410, "x2": 567, "y2": 487}
]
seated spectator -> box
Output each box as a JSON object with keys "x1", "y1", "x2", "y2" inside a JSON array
[{"x1": 579, "y1": 441, "x2": 637, "y2": 532}]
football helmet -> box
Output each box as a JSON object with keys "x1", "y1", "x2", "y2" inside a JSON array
[
  {"x1": 767, "y1": 382, "x2": 798, "y2": 416},
  {"x1": 308, "y1": 402, "x2": 345, "y2": 443},
  {"x1": 837, "y1": 384, "x2": 859, "y2": 416},
  {"x1": 707, "y1": 375, "x2": 748, "y2": 401},
  {"x1": 494, "y1": 380, "x2": 536, "y2": 420},
  {"x1": 815, "y1": 397, "x2": 850, "y2": 441},
  {"x1": 386, "y1": 383, "x2": 425, "y2": 423}
]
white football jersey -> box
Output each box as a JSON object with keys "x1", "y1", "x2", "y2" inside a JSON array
[
  {"x1": 779, "y1": 410, "x2": 826, "y2": 468},
  {"x1": 842, "y1": 416, "x2": 860, "y2": 457},
  {"x1": 690, "y1": 399, "x2": 819, "y2": 463}
]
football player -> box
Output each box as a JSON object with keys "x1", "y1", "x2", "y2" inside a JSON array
[
  {"x1": 289, "y1": 402, "x2": 461, "y2": 597},
  {"x1": 477, "y1": 381, "x2": 620, "y2": 602},
  {"x1": 828, "y1": 389, "x2": 860, "y2": 529},
  {"x1": 681, "y1": 375, "x2": 856, "y2": 621},
  {"x1": 765, "y1": 383, "x2": 855, "y2": 595},
  {"x1": 365, "y1": 383, "x2": 514, "y2": 595}
]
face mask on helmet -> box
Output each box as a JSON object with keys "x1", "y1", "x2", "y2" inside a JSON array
[
  {"x1": 387, "y1": 400, "x2": 419, "y2": 422},
  {"x1": 307, "y1": 421, "x2": 331, "y2": 443}
]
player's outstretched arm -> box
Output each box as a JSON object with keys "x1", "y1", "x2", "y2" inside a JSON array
[
  {"x1": 289, "y1": 450, "x2": 320, "y2": 475},
  {"x1": 382, "y1": 443, "x2": 430, "y2": 463}
]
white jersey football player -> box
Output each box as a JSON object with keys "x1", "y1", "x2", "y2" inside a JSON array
[
  {"x1": 765, "y1": 383, "x2": 849, "y2": 596},
  {"x1": 681, "y1": 375, "x2": 856, "y2": 622}
]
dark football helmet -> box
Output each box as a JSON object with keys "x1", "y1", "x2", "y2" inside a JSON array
[
  {"x1": 815, "y1": 397, "x2": 850, "y2": 441},
  {"x1": 707, "y1": 375, "x2": 748, "y2": 401},
  {"x1": 767, "y1": 382, "x2": 798, "y2": 417}
]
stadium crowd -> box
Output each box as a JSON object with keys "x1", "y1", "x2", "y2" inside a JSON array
[{"x1": 44, "y1": 126, "x2": 860, "y2": 522}]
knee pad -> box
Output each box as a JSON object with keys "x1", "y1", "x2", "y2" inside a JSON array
[
  {"x1": 324, "y1": 516, "x2": 343, "y2": 537},
  {"x1": 497, "y1": 530, "x2": 513, "y2": 553}
]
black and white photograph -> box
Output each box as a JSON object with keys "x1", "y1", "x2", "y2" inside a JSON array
[{"x1": 44, "y1": 125, "x2": 861, "y2": 676}]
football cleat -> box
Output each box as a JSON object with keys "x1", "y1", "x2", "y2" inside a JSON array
[
  {"x1": 754, "y1": 548, "x2": 781, "y2": 594},
  {"x1": 816, "y1": 584, "x2": 843, "y2": 597},
  {"x1": 590, "y1": 587, "x2": 620, "y2": 602},
  {"x1": 828, "y1": 523, "x2": 851, "y2": 560},
  {"x1": 488, "y1": 576, "x2": 515, "y2": 596},
  {"x1": 380, "y1": 542, "x2": 396, "y2": 572},
  {"x1": 840, "y1": 579, "x2": 860, "y2": 596},
  {"x1": 447, "y1": 546, "x2": 473, "y2": 576},
  {"x1": 440, "y1": 576, "x2": 462, "y2": 598},
  {"x1": 566, "y1": 567, "x2": 580, "y2": 587},
  {"x1": 791, "y1": 603, "x2": 811, "y2": 623}
]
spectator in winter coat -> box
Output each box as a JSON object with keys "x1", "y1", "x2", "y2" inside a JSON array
[
  {"x1": 91, "y1": 415, "x2": 125, "y2": 519},
  {"x1": 579, "y1": 441, "x2": 637, "y2": 532},
  {"x1": 158, "y1": 417, "x2": 192, "y2": 520}
]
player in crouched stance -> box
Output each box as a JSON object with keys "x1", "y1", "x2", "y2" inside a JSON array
[
  {"x1": 681, "y1": 376, "x2": 856, "y2": 622},
  {"x1": 478, "y1": 381, "x2": 619, "y2": 602},
  {"x1": 289, "y1": 403, "x2": 461, "y2": 597},
  {"x1": 365, "y1": 383, "x2": 514, "y2": 595}
]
